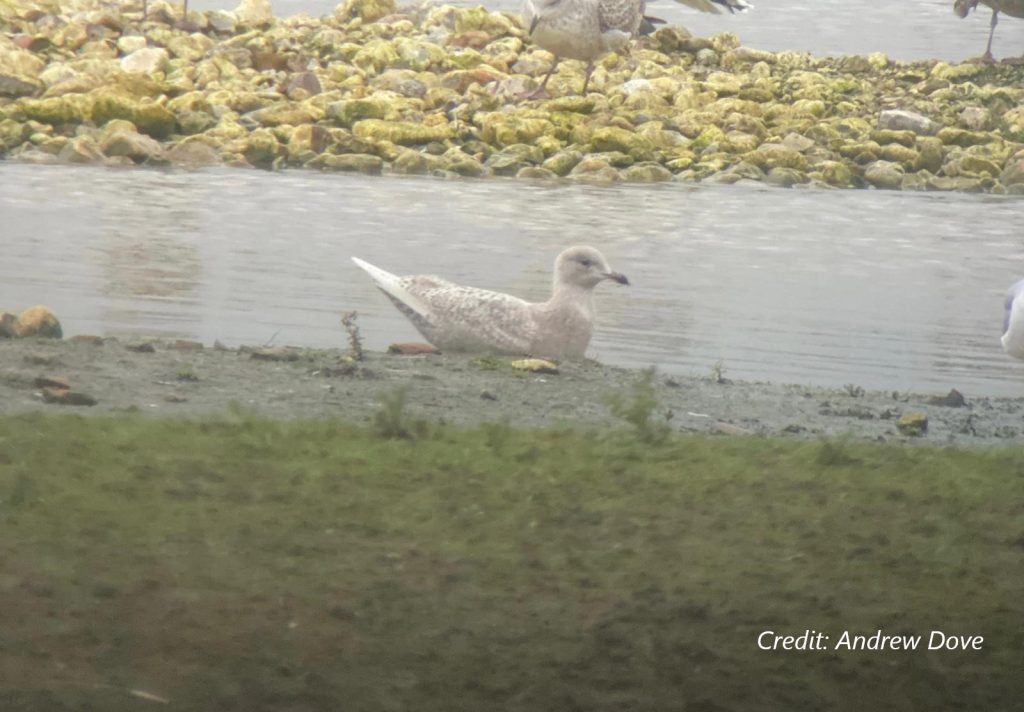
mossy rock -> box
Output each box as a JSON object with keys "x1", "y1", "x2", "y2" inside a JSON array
[
  {"x1": 744, "y1": 143, "x2": 808, "y2": 172},
  {"x1": 91, "y1": 93, "x2": 176, "y2": 139},
  {"x1": 621, "y1": 162, "x2": 673, "y2": 183},
  {"x1": 311, "y1": 153, "x2": 384, "y2": 174},
  {"x1": 327, "y1": 99, "x2": 393, "y2": 127},
  {"x1": 13, "y1": 305, "x2": 63, "y2": 338},
  {"x1": 541, "y1": 149, "x2": 582, "y2": 176},
  {"x1": 336, "y1": 0, "x2": 396, "y2": 23},
  {"x1": 479, "y1": 114, "x2": 554, "y2": 148},
  {"x1": 590, "y1": 126, "x2": 655, "y2": 162},
  {"x1": 352, "y1": 119, "x2": 453, "y2": 145},
  {"x1": 17, "y1": 95, "x2": 91, "y2": 126},
  {"x1": 246, "y1": 102, "x2": 320, "y2": 127}
]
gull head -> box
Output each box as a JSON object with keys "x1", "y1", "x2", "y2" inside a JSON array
[{"x1": 554, "y1": 246, "x2": 629, "y2": 290}]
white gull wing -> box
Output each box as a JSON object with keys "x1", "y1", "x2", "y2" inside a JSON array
[
  {"x1": 1002, "y1": 278, "x2": 1024, "y2": 359},
  {"x1": 352, "y1": 257, "x2": 539, "y2": 354}
]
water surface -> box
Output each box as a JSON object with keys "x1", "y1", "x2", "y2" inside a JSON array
[{"x1": 2, "y1": 164, "x2": 1021, "y2": 396}]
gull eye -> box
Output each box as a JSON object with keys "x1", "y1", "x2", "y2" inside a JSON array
[{"x1": 579, "y1": 258, "x2": 593, "y2": 268}]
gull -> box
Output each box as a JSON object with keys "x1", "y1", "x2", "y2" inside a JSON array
[
  {"x1": 523, "y1": 0, "x2": 751, "y2": 96},
  {"x1": 1002, "y1": 278, "x2": 1024, "y2": 359},
  {"x1": 954, "y1": 0, "x2": 1024, "y2": 62},
  {"x1": 351, "y1": 246, "x2": 629, "y2": 360}
]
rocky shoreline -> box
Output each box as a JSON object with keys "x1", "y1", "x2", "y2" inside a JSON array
[
  {"x1": 1, "y1": 0, "x2": 1024, "y2": 190},
  {"x1": 1, "y1": 335, "x2": 1022, "y2": 446}
]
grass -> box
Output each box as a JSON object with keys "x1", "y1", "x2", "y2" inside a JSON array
[{"x1": 0, "y1": 412, "x2": 1022, "y2": 711}]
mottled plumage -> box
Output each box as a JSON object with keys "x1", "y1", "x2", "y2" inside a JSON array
[
  {"x1": 1002, "y1": 278, "x2": 1024, "y2": 359},
  {"x1": 954, "y1": 0, "x2": 1024, "y2": 61},
  {"x1": 524, "y1": 0, "x2": 750, "y2": 95},
  {"x1": 352, "y1": 246, "x2": 629, "y2": 360}
]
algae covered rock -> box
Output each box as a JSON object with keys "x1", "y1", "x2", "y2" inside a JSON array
[
  {"x1": 336, "y1": 0, "x2": 397, "y2": 23},
  {"x1": 100, "y1": 121, "x2": 165, "y2": 162},
  {"x1": 120, "y1": 48, "x2": 170, "y2": 75},
  {"x1": 12, "y1": 306, "x2": 63, "y2": 339},
  {"x1": 864, "y1": 160, "x2": 904, "y2": 190},
  {"x1": 352, "y1": 119, "x2": 453, "y2": 145}
]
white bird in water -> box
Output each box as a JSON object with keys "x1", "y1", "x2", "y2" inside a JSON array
[
  {"x1": 1002, "y1": 278, "x2": 1024, "y2": 359},
  {"x1": 523, "y1": 0, "x2": 751, "y2": 97},
  {"x1": 954, "y1": 0, "x2": 1024, "y2": 62},
  {"x1": 351, "y1": 246, "x2": 629, "y2": 360}
]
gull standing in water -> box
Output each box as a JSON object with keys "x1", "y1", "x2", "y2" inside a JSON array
[
  {"x1": 954, "y1": 0, "x2": 1024, "y2": 62},
  {"x1": 351, "y1": 246, "x2": 629, "y2": 360},
  {"x1": 523, "y1": 0, "x2": 751, "y2": 96},
  {"x1": 1002, "y1": 279, "x2": 1024, "y2": 359}
]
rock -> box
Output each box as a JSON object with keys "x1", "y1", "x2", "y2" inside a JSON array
[
  {"x1": 928, "y1": 389, "x2": 966, "y2": 408},
  {"x1": 590, "y1": 127, "x2": 655, "y2": 161},
  {"x1": 70, "y1": 335, "x2": 105, "y2": 345},
  {"x1": 249, "y1": 346, "x2": 301, "y2": 361},
  {"x1": 312, "y1": 153, "x2": 384, "y2": 174},
  {"x1": 100, "y1": 124, "x2": 164, "y2": 162},
  {"x1": 936, "y1": 127, "x2": 991, "y2": 147},
  {"x1": 511, "y1": 358, "x2": 559, "y2": 374},
  {"x1": 327, "y1": 99, "x2": 392, "y2": 127},
  {"x1": 621, "y1": 162, "x2": 673, "y2": 183},
  {"x1": 0, "y1": 312, "x2": 17, "y2": 338},
  {"x1": 765, "y1": 167, "x2": 809, "y2": 188},
  {"x1": 34, "y1": 375, "x2": 70, "y2": 390},
  {"x1": 41, "y1": 388, "x2": 97, "y2": 406},
  {"x1": 353, "y1": 119, "x2": 454, "y2": 146},
  {"x1": 896, "y1": 412, "x2": 928, "y2": 437},
  {"x1": 336, "y1": 0, "x2": 397, "y2": 23},
  {"x1": 166, "y1": 140, "x2": 221, "y2": 167},
  {"x1": 246, "y1": 102, "x2": 319, "y2": 127},
  {"x1": 0, "y1": 74, "x2": 41, "y2": 98},
  {"x1": 388, "y1": 342, "x2": 441, "y2": 355},
  {"x1": 172, "y1": 339, "x2": 203, "y2": 351},
  {"x1": 58, "y1": 135, "x2": 105, "y2": 164},
  {"x1": 568, "y1": 157, "x2": 621, "y2": 183},
  {"x1": 746, "y1": 143, "x2": 807, "y2": 172},
  {"x1": 913, "y1": 137, "x2": 944, "y2": 173},
  {"x1": 126, "y1": 342, "x2": 157, "y2": 353},
  {"x1": 1000, "y1": 149, "x2": 1024, "y2": 186},
  {"x1": 959, "y1": 106, "x2": 990, "y2": 131},
  {"x1": 208, "y1": 11, "x2": 237, "y2": 33},
  {"x1": 542, "y1": 150, "x2": 583, "y2": 176},
  {"x1": 120, "y1": 47, "x2": 170, "y2": 74},
  {"x1": 817, "y1": 161, "x2": 854, "y2": 188},
  {"x1": 877, "y1": 109, "x2": 938, "y2": 136},
  {"x1": 864, "y1": 160, "x2": 904, "y2": 190},
  {"x1": 233, "y1": 0, "x2": 274, "y2": 26}
]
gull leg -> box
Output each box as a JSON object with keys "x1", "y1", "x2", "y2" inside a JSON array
[
  {"x1": 526, "y1": 57, "x2": 559, "y2": 99},
  {"x1": 580, "y1": 61, "x2": 594, "y2": 95},
  {"x1": 983, "y1": 9, "x2": 998, "y2": 63}
]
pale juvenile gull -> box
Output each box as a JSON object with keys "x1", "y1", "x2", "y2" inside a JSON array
[
  {"x1": 524, "y1": 0, "x2": 751, "y2": 96},
  {"x1": 1001, "y1": 278, "x2": 1024, "y2": 359},
  {"x1": 954, "y1": 0, "x2": 1024, "y2": 62},
  {"x1": 351, "y1": 246, "x2": 629, "y2": 360}
]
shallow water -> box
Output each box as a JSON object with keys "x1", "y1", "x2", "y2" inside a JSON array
[
  {"x1": 1, "y1": 163, "x2": 1021, "y2": 396},
  {"x1": 189, "y1": 0, "x2": 1019, "y2": 63}
]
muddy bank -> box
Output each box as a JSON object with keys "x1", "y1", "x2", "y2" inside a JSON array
[{"x1": 1, "y1": 336, "x2": 1021, "y2": 445}]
